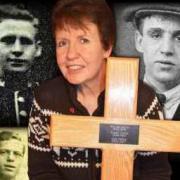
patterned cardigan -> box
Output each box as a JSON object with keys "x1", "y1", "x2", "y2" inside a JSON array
[{"x1": 28, "y1": 76, "x2": 171, "y2": 180}]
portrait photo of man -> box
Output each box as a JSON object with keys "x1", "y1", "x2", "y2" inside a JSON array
[
  {"x1": 0, "y1": 129, "x2": 28, "y2": 180},
  {"x1": 0, "y1": 3, "x2": 42, "y2": 126},
  {"x1": 0, "y1": 2, "x2": 58, "y2": 127},
  {"x1": 113, "y1": 3, "x2": 180, "y2": 180}
]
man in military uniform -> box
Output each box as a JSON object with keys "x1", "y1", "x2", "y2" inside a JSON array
[{"x1": 0, "y1": 4, "x2": 42, "y2": 126}]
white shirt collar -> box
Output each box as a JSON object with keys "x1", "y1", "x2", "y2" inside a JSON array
[
  {"x1": 0, "y1": 79, "x2": 5, "y2": 87},
  {"x1": 143, "y1": 76, "x2": 180, "y2": 119},
  {"x1": 162, "y1": 84, "x2": 180, "y2": 108}
]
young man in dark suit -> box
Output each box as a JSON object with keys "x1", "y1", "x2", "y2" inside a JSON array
[
  {"x1": 125, "y1": 3, "x2": 180, "y2": 179},
  {"x1": 0, "y1": 4, "x2": 42, "y2": 126}
]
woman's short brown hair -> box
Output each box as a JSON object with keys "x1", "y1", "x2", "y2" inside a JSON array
[{"x1": 51, "y1": 0, "x2": 115, "y2": 51}]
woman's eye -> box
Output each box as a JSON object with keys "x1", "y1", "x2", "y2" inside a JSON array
[
  {"x1": 80, "y1": 38, "x2": 89, "y2": 44},
  {"x1": 57, "y1": 41, "x2": 67, "y2": 47}
]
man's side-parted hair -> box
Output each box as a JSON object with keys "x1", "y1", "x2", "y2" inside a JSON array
[
  {"x1": 51, "y1": 0, "x2": 115, "y2": 51},
  {"x1": 0, "y1": 4, "x2": 39, "y2": 41},
  {"x1": 0, "y1": 131, "x2": 25, "y2": 155}
]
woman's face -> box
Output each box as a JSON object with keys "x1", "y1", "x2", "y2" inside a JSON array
[{"x1": 55, "y1": 22, "x2": 112, "y2": 86}]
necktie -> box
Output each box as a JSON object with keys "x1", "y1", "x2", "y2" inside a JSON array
[{"x1": 156, "y1": 93, "x2": 166, "y2": 106}]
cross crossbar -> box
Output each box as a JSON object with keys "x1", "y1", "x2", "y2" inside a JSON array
[{"x1": 50, "y1": 115, "x2": 180, "y2": 152}]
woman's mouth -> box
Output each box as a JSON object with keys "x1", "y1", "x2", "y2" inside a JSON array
[{"x1": 67, "y1": 65, "x2": 84, "y2": 70}]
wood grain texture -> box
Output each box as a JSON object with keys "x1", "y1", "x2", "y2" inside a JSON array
[
  {"x1": 105, "y1": 57, "x2": 139, "y2": 118},
  {"x1": 50, "y1": 115, "x2": 180, "y2": 152},
  {"x1": 102, "y1": 57, "x2": 138, "y2": 180},
  {"x1": 102, "y1": 150, "x2": 134, "y2": 180}
]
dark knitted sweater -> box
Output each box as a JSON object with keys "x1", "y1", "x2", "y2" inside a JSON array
[{"x1": 28, "y1": 75, "x2": 171, "y2": 180}]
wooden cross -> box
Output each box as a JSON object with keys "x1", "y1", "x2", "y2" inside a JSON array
[{"x1": 50, "y1": 57, "x2": 180, "y2": 180}]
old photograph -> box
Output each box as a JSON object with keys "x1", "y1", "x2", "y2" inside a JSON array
[
  {"x1": 0, "y1": 128, "x2": 28, "y2": 180},
  {"x1": 0, "y1": 1, "x2": 58, "y2": 127},
  {"x1": 113, "y1": 3, "x2": 180, "y2": 180}
]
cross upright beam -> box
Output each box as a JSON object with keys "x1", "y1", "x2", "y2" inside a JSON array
[{"x1": 102, "y1": 57, "x2": 138, "y2": 180}]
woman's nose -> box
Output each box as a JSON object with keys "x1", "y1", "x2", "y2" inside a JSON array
[{"x1": 66, "y1": 43, "x2": 78, "y2": 60}]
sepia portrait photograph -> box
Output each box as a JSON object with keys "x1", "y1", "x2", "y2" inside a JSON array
[{"x1": 0, "y1": 128, "x2": 28, "y2": 180}]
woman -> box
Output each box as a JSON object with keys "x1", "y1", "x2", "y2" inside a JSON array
[{"x1": 28, "y1": 0, "x2": 171, "y2": 179}]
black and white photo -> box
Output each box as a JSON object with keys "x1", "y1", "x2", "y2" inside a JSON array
[{"x1": 113, "y1": 3, "x2": 180, "y2": 180}]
